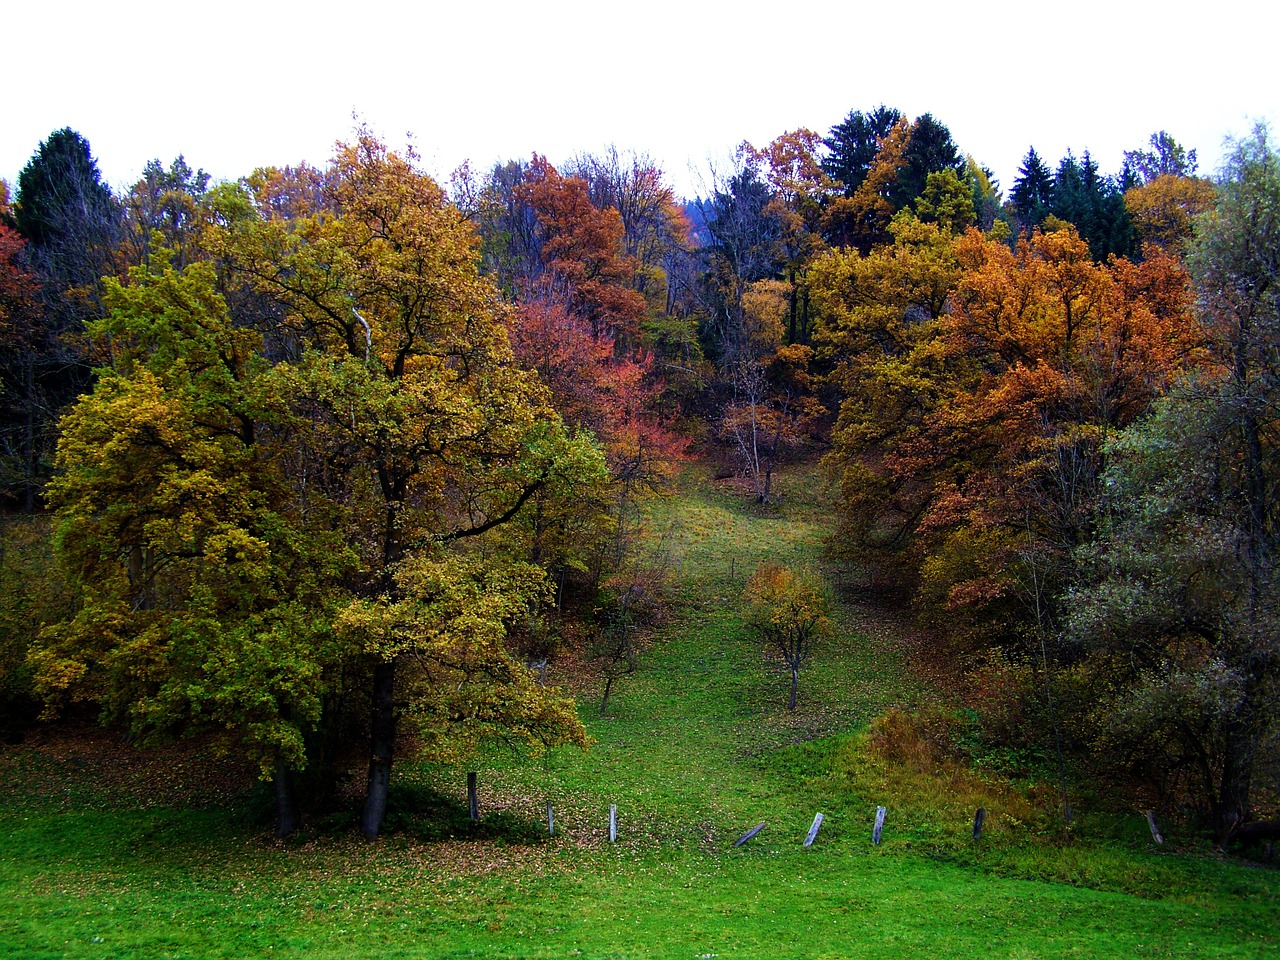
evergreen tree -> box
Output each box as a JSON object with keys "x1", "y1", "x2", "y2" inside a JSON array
[
  {"x1": 1050, "y1": 151, "x2": 1138, "y2": 261},
  {"x1": 15, "y1": 128, "x2": 122, "y2": 298},
  {"x1": 1010, "y1": 147, "x2": 1054, "y2": 234},
  {"x1": 822, "y1": 105, "x2": 903, "y2": 196},
  {"x1": 890, "y1": 113, "x2": 965, "y2": 209}
]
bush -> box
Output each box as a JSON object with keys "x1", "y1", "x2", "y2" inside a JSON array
[{"x1": 0, "y1": 516, "x2": 77, "y2": 739}]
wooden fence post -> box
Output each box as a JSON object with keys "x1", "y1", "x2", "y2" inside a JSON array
[
  {"x1": 467, "y1": 772, "x2": 478, "y2": 821},
  {"x1": 872, "y1": 806, "x2": 887, "y2": 845},
  {"x1": 609, "y1": 804, "x2": 617, "y2": 842},
  {"x1": 804, "y1": 813, "x2": 824, "y2": 847},
  {"x1": 734, "y1": 823, "x2": 767, "y2": 847},
  {"x1": 972, "y1": 807, "x2": 986, "y2": 841},
  {"x1": 1146, "y1": 810, "x2": 1164, "y2": 845},
  {"x1": 547, "y1": 802, "x2": 554, "y2": 837}
]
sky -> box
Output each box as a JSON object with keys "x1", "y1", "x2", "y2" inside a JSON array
[{"x1": 5, "y1": 1, "x2": 1278, "y2": 202}]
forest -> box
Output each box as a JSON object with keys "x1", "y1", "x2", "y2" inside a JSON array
[{"x1": 0, "y1": 106, "x2": 1276, "y2": 866}]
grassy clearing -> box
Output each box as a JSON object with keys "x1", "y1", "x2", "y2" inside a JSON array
[{"x1": 1, "y1": 466, "x2": 1276, "y2": 958}]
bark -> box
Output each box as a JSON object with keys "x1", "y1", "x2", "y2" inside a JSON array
[
  {"x1": 600, "y1": 675, "x2": 615, "y2": 716},
  {"x1": 361, "y1": 657, "x2": 397, "y2": 840},
  {"x1": 788, "y1": 665, "x2": 799, "y2": 711},
  {"x1": 273, "y1": 755, "x2": 300, "y2": 840}
]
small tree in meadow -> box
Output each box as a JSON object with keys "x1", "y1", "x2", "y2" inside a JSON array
[{"x1": 744, "y1": 565, "x2": 829, "y2": 710}]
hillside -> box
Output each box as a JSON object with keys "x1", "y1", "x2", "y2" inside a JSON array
[{"x1": 2, "y1": 469, "x2": 1276, "y2": 959}]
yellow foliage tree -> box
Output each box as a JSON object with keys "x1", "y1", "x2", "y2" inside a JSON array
[{"x1": 743, "y1": 565, "x2": 830, "y2": 710}]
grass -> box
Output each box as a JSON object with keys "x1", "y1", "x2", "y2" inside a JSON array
[{"x1": 1, "y1": 465, "x2": 1276, "y2": 958}]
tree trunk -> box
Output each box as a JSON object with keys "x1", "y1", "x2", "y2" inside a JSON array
[
  {"x1": 361, "y1": 657, "x2": 397, "y2": 840},
  {"x1": 1216, "y1": 699, "x2": 1257, "y2": 843},
  {"x1": 788, "y1": 665, "x2": 799, "y2": 711},
  {"x1": 273, "y1": 754, "x2": 300, "y2": 840},
  {"x1": 600, "y1": 675, "x2": 614, "y2": 716}
]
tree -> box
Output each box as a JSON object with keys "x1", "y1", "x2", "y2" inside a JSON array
[
  {"x1": 510, "y1": 158, "x2": 687, "y2": 501},
  {"x1": 1123, "y1": 131, "x2": 1199, "y2": 185},
  {"x1": 821, "y1": 118, "x2": 911, "y2": 254},
  {"x1": 226, "y1": 134, "x2": 600, "y2": 840},
  {"x1": 720, "y1": 283, "x2": 822, "y2": 503},
  {"x1": 1125, "y1": 174, "x2": 1216, "y2": 252},
  {"x1": 966, "y1": 157, "x2": 1005, "y2": 233},
  {"x1": 468, "y1": 159, "x2": 543, "y2": 298},
  {"x1": 0, "y1": 225, "x2": 48, "y2": 509},
  {"x1": 914, "y1": 169, "x2": 977, "y2": 235},
  {"x1": 818, "y1": 221, "x2": 1202, "y2": 640},
  {"x1": 1070, "y1": 126, "x2": 1280, "y2": 839},
  {"x1": 1049, "y1": 152, "x2": 1137, "y2": 261},
  {"x1": 752, "y1": 129, "x2": 838, "y2": 344},
  {"x1": 564, "y1": 146, "x2": 692, "y2": 314},
  {"x1": 699, "y1": 151, "x2": 784, "y2": 361},
  {"x1": 823, "y1": 105, "x2": 903, "y2": 196},
  {"x1": 6, "y1": 130, "x2": 121, "y2": 505},
  {"x1": 516, "y1": 155, "x2": 648, "y2": 350},
  {"x1": 124, "y1": 155, "x2": 212, "y2": 269},
  {"x1": 32, "y1": 256, "x2": 345, "y2": 838},
  {"x1": 14, "y1": 128, "x2": 123, "y2": 309},
  {"x1": 743, "y1": 565, "x2": 829, "y2": 710},
  {"x1": 37, "y1": 133, "x2": 602, "y2": 841},
  {"x1": 1010, "y1": 148, "x2": 1054, "y2": 234},
  {"x1": 890, "y1": 113, "x2": 965, "y2": 210}
]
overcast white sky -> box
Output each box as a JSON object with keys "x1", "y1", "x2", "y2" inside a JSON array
[{"x1": 5, "y1": 1, "x2": 1277, "y2": 201}]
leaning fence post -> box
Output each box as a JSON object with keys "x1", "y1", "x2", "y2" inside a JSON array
[
  {"x1": 1146, "y1": 810, "x2": 1164, "y2": 845},
  {"x1": 734, "y1": 822, "x2": 767, "y2": 847},
  {"x1": 804, "y1": 813, "x2": 824, "y2": 847},
  {"x1": 872, "y1": 806, "x2": 887, "y2": 845},
  {"x1": 972, "y1": 807, "x2": 986, "y2": 841}
]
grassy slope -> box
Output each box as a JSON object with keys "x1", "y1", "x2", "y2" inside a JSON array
[{"x1": 1, "y1": 468, "x2": 1276, "y2": 959}]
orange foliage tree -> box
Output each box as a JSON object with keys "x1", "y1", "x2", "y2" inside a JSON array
[
  {"x1": 511, "y1": 157, "x2": 686, "y2": 493},
  {"x1": 820, "y1": 223, "x2": 1205, "y2": 641}
]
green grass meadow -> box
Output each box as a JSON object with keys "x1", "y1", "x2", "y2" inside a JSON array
[{"x1": 2, "y1": 469, "x2": 1276, "y2": 958}]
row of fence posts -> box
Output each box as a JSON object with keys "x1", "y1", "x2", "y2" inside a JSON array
[
  {"x1": 468, "y1": 778, "x2": 1169, "y2": 848},
  {"x1": 534, "y1": 803, "x2": 886, "y2": 847}
]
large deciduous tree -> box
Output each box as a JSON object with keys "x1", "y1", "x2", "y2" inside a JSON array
[
  {"x1": 227, "y1": 134, "x2": 598, "y2": 840},
  {"x1": 818, "y1": 223, "x2": 1202, "y2": 639},
  {"x1": 1068, "y1": 126, "x2": 1280, "y2": 839},
  {"x1": 37, "y1": 134, "x2": 600, "y2": 841},
  {"x1": 33, "y1": 256, "x2": 345, "y2": 838}
]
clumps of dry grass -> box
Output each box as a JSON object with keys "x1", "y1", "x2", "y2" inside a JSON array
[{"x1": 831, "y1": 707, "x2": 1056, "y2": 843}]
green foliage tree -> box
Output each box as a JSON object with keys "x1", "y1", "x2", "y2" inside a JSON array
[
  {"x1": 224, "y1": 133, "x2": 599, "y2": 840},
  {"x1": 822, "y1": 105, "x2": 903, "y2": 196},
  {"x1": 33, "y1": 255, "x2": 345, "y2": 837},
  {"x1": 914, "y1": 169, "x2": 977, "y2": 234},
  {"x1": 125, "y1": 155, "x2": 212, "y2": 269},
  {"x1": 6, "y1": 129, "x2": 121, "y2": 508},
  {"x1": 34, "y1": 134, "x2": 604, "y2": 842},
  {"x1": 1068, "y1": 126, "x2": 1280, "y2": 838},
  {"x1": 15, "y1": 128, "x2": 123, "y2": 305},
  {"x1": 1010, "y1": 148, "x2": 1054, "y2": 234},
  {"x1": 890, "y1": 113, "x2": 965, "y2": 210},
  {"x1": 1049, "y1": 152, "x2": 1137, "y2": 261}
]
